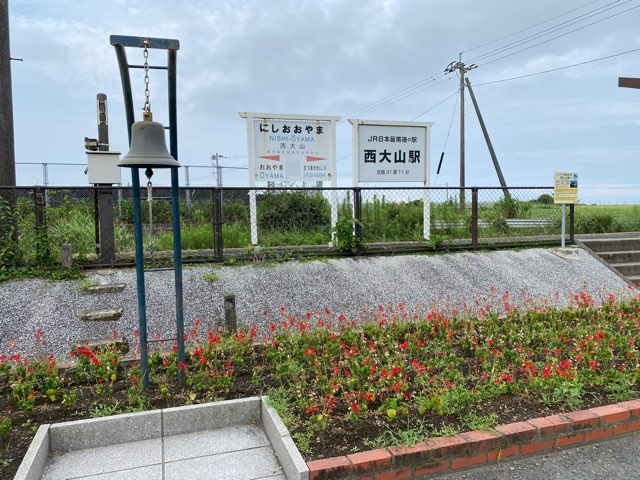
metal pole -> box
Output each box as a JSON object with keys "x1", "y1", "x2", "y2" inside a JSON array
[
  {"x1": 569, "y1": 203, "x2": 575, "y2": 244},
  {"x1": 171, "y1": 167, "x2": 185, "y2": 385},
  {"x1": 113, "y1": 44, "x2": 135, "y2": 143},
  {"x1": 131, "y1": 168, "x2": 149, "y2": 388},
  {"x1": 471, "y1": 188, "x2": 478, "y2": 248},
  {"x1": 459, "y1": 56, "x2": 465, "y2": 211},
  {"x1": 167, "y1": 50, "x2": 185, "y2": 385},
  {"x1": 561, "y1": 203, "x2": 566, "y2": 248},
  {"x1": 93, "y1": 188, "x2": 100, "y2": 255}
]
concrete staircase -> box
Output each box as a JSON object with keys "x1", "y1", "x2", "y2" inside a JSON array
[{"x1": 580, "y1": 237, "x2": 640, "y2": 285}]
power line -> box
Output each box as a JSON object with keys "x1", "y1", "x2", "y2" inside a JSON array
[
  {"x1": 346, "y1": 76, "x2": 453, "y2": 120},
  {"x1": 468, "y1": 0, "x2": 629, "y2": 63},
  {"x1": 411, "y1": 90, "x2": 459, "y2": 121},
  {"x1": 472, "y1": 46, "x2": 640, "y2": 86},
  {"x1": 341, "y1": 73, "x2": 449, "y2": 120},
  {"x1": 463, "y1": 0, "x2": 603, "y2": 53},
  {"x1": 477, "y1": 4, "x2": 640, "y2": 68}
]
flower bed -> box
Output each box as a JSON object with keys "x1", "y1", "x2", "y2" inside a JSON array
[{"x1": 0, "y1": 288, "x2": 638, "y2": 478}]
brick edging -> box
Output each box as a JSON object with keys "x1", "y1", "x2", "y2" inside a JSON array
[{"x1": 307, "y1": 400, "x2": 640, "y2": 480}]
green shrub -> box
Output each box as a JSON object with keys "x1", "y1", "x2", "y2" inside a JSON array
[
  {"x1": 537, "y1": 193, "x2": 554, "y2": 205},
  {"x1": 258, "y1": 191, "x2": 330, "y2": 232}
]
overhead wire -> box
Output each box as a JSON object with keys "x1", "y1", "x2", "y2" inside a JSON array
[
  {"x1": 341, "y1": 72, "x2": 448, "y2": 120},
  {"x1": 475, "y1": 3, "x2": 640, "y2": 68},
  {"x1": 472, "y1": 46, "x2": 640, "y2": 86},
  {"x1": 468, "y1": 0, "x2": 629, "y2": 63},
  {"x1": 411, "y1": 90, "x2": 459, "y2": 121},
  {"x1": 463, "y1": 0, "x2": 603, "y2": 53},
  {"x1": 432, "y1": 93, "x2": 459, "y2": 187},
  {"x1": 347, "y1": 76, "x2": 453, "y2": 120}
]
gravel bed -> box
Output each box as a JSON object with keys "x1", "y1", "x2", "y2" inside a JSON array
[{"x1": 0, "y1": 247, "x2": 632, "y2": 359}]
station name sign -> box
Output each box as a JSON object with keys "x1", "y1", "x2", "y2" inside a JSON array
[
  {"x1": 240, "y1": 112, "x2": 339, "y2": 184},
  {"x1": 350, "y1": 119, "x2": 432, "y2": 183}
]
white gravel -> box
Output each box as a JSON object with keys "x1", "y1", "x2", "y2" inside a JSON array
[{"x1": 0, "y1": 247, "x2": 632, "y2": 359}]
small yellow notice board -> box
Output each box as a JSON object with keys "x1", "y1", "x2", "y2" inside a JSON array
[{"x1": 554, "y1": 172, "x2": 578, "y2": 204}]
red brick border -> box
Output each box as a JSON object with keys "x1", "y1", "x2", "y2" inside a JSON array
[{"x1": 306, "y1": 399, "x2": 640, "y2": 480}]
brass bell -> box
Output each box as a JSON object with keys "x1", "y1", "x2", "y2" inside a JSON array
[{"x1": 118, "y1": 119, "x2": 181, "y2": 169}]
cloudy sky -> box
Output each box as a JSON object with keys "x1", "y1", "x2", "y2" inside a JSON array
[{"x1": 6, "y1": 0, "x2": 640, "y2": 202}]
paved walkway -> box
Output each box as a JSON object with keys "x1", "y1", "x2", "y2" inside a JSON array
[{"x1": 42, "y1": 424, "x2": 284, "y2": 480}]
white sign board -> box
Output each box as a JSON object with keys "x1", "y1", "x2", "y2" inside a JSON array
[
  {"x1": 350, "y1": 119, "x2": 432, "y2": 184},
  {"x1": 554, "y1": 172, "x2": 578, "y2": 204},
  {"x1": 240, "y1": 113, "x2": 340, "y2": 185},
  {"x1": 239, "y1": 112, "x2": 341, "y2": 246}
]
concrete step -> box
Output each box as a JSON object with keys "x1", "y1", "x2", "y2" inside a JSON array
[
  {"x1": 78, "y1": 308, "x2": 124, "y2": 322},
  {"x1": 75, "y1": 336, "x2": 130, "y2": 354},
  {"x1": 581, "y1": 238, "x2": 640, "y2": 252},
  {"x1": 626, "y1": 275, "x2": 640, "y2": 286},
  {"x1": 611, "y1": 262, "x2": 640, "y2": 276},
  {"x1": 83, "y1": 283, "x2": 126, "y2": 295},
  {"x1": 599, "y1": 250, "x2": 640, "y2": 264}
]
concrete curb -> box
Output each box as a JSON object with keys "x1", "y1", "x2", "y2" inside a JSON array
[
  {"x1": 262, "y1": 395, "x2": 311, "y2": 480},
  {"x1": 306, "y1": 400, "x2": 640, "y2": 479},
  {"x1": 13, "y1": 424, "x2": 49, "y2": 480}
]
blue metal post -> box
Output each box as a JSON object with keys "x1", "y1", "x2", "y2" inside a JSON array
[
  {"x1": 171, "y1": 167, "x2": 186, "y2": 384},
  {"x1": 131, "y1": 168, "x2": 149, "y2": 388}
]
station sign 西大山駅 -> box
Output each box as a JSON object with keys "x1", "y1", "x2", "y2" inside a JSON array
[
  {"x1": 240, "y1": 113, "x2": 340, "y2": 184},
  {"x1": 554, "y1": 172, "x2": 578, "y2": 204},
  {"x1": 349, "y1": 119, "x2": 432, "y2": 184}
]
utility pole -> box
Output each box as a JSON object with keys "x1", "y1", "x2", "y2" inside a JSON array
[
  {"x1": 445, "y1": 54, "x2": 476, "y2": 210},
  {"x1": 211, "y1": 153, "x2": 223, "y2": 188}
]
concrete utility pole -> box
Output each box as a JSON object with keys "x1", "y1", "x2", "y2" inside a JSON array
[
  {"x1": 212, "y1": 153, "x2": 223, "y2": 187},
  {"x1": 0, "y1": 0, "x2": 16, "y2": 191},
  {"x1": 445, "y1": 54, "x2": 476, "y2": 209}
]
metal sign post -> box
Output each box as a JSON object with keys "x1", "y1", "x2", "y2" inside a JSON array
[{"x1": 554, "y1": 172, "x2": 578, "y2": 248}]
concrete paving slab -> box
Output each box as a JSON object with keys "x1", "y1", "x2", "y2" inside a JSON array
[
  {"x1": 163, "y1": 446, "x2": 282, "y2": 480},
  {"x1": 42, "y1": 438, "x2": 161, "y2": 479},
  {"x1": 71, "y1": 464, "x2": 162, "y2": 480},
  {"x1": 163, "y1": 424, "x2": 270, "y2": 462}
]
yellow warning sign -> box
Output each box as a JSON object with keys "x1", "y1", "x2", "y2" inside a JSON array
[{"x1": 554, "y1": 172, "x2": 578, "y2": 204}]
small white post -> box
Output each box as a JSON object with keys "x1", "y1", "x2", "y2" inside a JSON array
[
  {"x1": 249, "y1": 190, "x2": 258, "y2": 245},
  {"x1": 561, "y1": 203, "x2": 566, "y2": 248},
  {"x1": 423, "y1": 188, "x2": 430, "y2": 241}
]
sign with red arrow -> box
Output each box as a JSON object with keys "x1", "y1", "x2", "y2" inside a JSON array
[{"x1": 241, "y1": 113, "x2": 339, "y2": 183}]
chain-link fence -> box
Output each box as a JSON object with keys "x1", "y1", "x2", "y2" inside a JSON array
[{"x1": 2, "y1": 185, "x2": 620, "y2": 266}]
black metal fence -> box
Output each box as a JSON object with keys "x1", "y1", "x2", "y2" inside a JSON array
[{"x1": 0, "y1": 185, "x2": 598, "y2": 266}]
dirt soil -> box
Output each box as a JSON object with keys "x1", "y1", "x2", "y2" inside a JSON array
[{"x1": 0, "y1": 363, "x2": 625, "y2": 479}]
